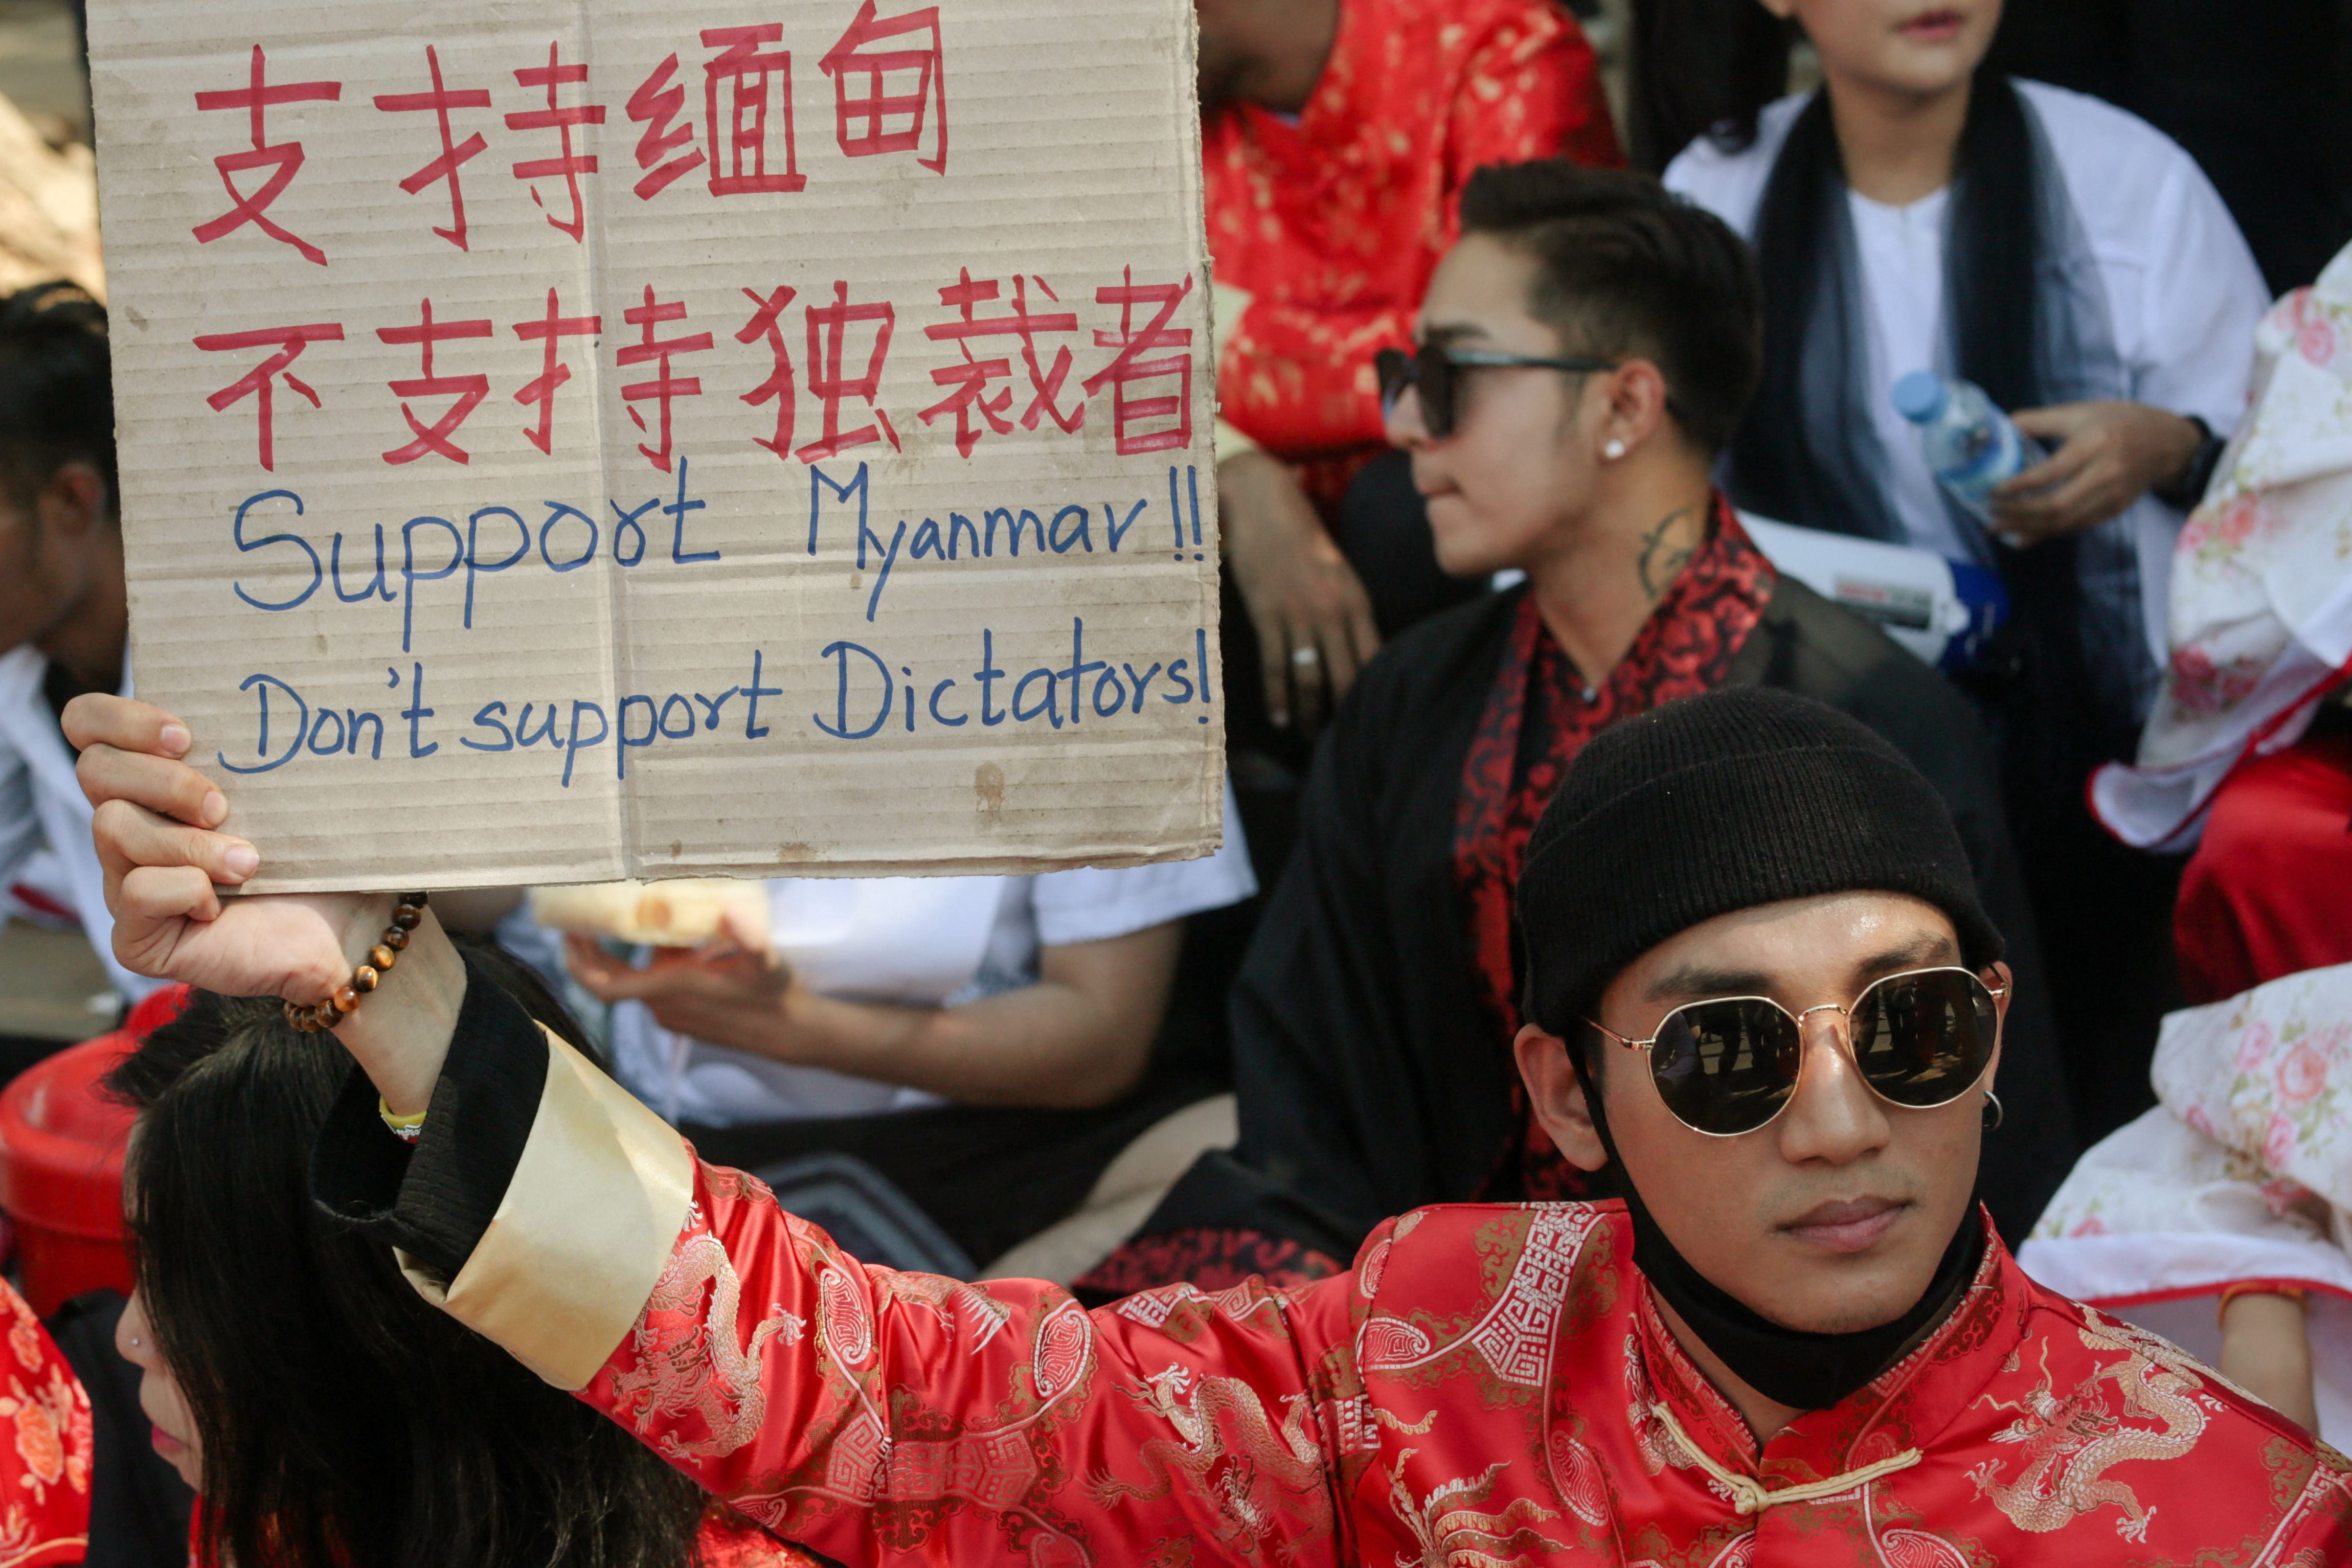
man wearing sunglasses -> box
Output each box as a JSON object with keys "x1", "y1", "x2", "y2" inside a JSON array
[
  {"x1": 70, "y1": 680, "x2": 2346, "y2": 1559},
  {"x1": 1078, "y1": 162, "x2": 2072, "y2": 1305}
]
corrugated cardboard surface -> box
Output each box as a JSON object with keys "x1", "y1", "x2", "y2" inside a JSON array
[{"x1": 89, "y1": 0, "x2": 1222, "y2": 891}]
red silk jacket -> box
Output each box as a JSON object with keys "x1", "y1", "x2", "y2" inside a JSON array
[
  {"x1": 316, "y1": 981, "x2": 2351, "y2": 1568},
  {"x1": 1204, "y1": 0, "x2": 1620, "y2": 463},
  {"x1": 573, "y1": 1169, "x2": 2349, "y2": 1564}
]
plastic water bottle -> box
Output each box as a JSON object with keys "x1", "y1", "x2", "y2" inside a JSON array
[{"x1": 1892, "y1": 371, "x2": 2045, "y2": 527}]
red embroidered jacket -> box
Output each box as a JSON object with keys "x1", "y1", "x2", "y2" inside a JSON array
[
  {"x1": 316, "y1": 973, "x2": 2351, "y2": 1567},
  {"x1": 1204, "y1": 0, "x2": 1619, "y2": 463},
  {"x1": 0, "y1": 1280, "x2": 91, "y2": 1565}
]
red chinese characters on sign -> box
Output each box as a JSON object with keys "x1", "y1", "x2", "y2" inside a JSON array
[
  {"x1": 619, "y1": 287, "x2": 715, "y2": 473},
  {"x1": 702, "y1": 26, "x2": 805, "y2": 195},
  {"x1": 191, "y1": 46, "x2": 342, "y2": 266},
  {"x1": 625, "y1": 54, "x2": 703, "y2": 199},
  {"x1": 374, "y1": 46, "x2": 492, "y2": 251},
  {"x1": 628, "y1": 27, "x2": 805, "y2": 199},
  {"x1": 513, "y1": 289, "x2": 603, "y2": 456},
  {"x1": 820, "y1": 1, "x2": 947, "y2": 173},
  {"x1": 797, "y1": 282, "x2": 899, "y2": 464},
  {"x1": 182, "y1": 278, "x2": 1199, "y2": 471},
  {"x1": 508, "y1": 41, "x2": 605, "y2": 241},
  {"x1": 377, "y1": 299, "x2": 493, "y2": 465},
  {"x1": 194, "y1": 324, "x2": 346, "y2": 470},
  {"x1": 918, "y1": 270, "x2": 1080, "y2": 458},
  {"x1": 1082, "y1": 270, "x2": 1195, "y2": 455},
  {"x1": 736, "y1": 286, "x2": 799, "y2": 461}
]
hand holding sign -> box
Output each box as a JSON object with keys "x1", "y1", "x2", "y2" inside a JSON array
[{"x1": 91, "y1": 0, "x2": 1223, "y2": 893}]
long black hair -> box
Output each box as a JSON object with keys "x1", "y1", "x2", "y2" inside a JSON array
[
  {"x1": 1625, "y1": 0, "x2": 1792, "y2": 172},
  {"x1": 0, "y1": 281, "x2": 113, "y2": 509},
  {"x1": 109, "y1": 942, "x2": 713, "y2": 1568}
]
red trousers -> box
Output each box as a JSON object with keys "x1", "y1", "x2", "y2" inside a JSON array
[{"x1": 2175, "y1": 729, "x2": 2352, "y2": 1003}]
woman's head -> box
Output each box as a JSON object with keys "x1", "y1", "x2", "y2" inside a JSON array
[
  {"x1": 1757, "y1": 0, "x2": 1998, "y2": 103},
  {"x1": 0, "y1": 282, "x2": 117, "y2": 658},
  {"x1": 108, "y1": 947, "x2": 711, "y2": 1567},
  {"x1": 1626, "y1": 0, "x2": 2000, "y2": 173},
  {"x1": 1383, "y1": 164, "x2": 1759, "y2": 578}
]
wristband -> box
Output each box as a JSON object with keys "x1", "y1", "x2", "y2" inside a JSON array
[
  {"x1": 377, "y1": 1096, "x2": 427, "y2": 1144},
  {"x1": 2155, "y1": 415, "x2": 2226, "y2": 512}
]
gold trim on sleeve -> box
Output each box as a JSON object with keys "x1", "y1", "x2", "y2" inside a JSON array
[{"x1": 427, "y1": 1027, "x2": 696, "y2": 1390}]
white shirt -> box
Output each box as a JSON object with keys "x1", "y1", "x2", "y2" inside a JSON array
[
  {"x1": 610, "y1": 779, "x2": 1258, "y2": 1125},
  {"x1": 0, "y1": 645, "x2": 163, "y2": 1003},
  {"x1": 1666, "y1": 80, "x2": 2270, "y2": 665}
]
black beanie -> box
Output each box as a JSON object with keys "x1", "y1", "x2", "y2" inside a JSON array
[{"x1": 1517, "y1": 685, "x2": 2000, "y2": 1033}]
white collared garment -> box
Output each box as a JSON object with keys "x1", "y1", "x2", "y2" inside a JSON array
[
  {"x1": 1665, "y1": 79, "x2": 2271, "y2": 672},
  {"x1": 608, "y1": 779, "x2": 1257, "y2": 1125},
  {"x1": 0, "y1": 644, "x2": 164, "y2": 1002}
]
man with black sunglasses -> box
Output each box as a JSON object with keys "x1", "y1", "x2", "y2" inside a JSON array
[
  {"x1": 69, "y1": 680, "x2": 2347, "y2": 1559},
  {"x1": 1079, "y1": 161, "x2": 2075, "y2": 1304}
]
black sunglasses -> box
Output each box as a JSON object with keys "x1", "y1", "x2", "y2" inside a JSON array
[
  {"x1": 1585, "y1": 967, "x2": 2007, "y2": 1137},
  {"x1": 1374, "y1": 344, "x2": 1620, "y2": 439}
]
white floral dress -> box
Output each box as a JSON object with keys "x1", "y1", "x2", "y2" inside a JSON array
[{"x1": 2023, "y1": 958, "x2": 2352, "y2": 1444}]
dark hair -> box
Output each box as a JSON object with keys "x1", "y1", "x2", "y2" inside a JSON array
[
  {"x1": 109, "y1": 941, "x2": 712, "y2": 1568},
  {"x1": 0, "y1": 282, "x2": 115, "y2": 512},
  {"x1": 1625, "y1": 0, "x2": 1793, "y2": 172},
  {"x1": 1456, "y1": 162, "x2": 1763, "y2": 453}
]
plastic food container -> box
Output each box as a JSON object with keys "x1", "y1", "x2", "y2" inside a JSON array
[{"x1": 0, "y1": 986, "x2": 187, "y2": 1316}]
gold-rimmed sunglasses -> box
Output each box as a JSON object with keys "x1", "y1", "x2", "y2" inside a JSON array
[{"x1": 1584, "y1": 967, "x2": 2008, "y2": 1137}]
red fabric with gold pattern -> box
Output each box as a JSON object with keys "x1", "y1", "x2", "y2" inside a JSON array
[
  {"x1": 0, "y1": 1281, "x2": 90, "y2": 1565},
  {"x1": 1204, "y1": 0, "x2": 1620, "y2": 465},
  {"x1": 1455, "y1": 497, "x2": 1774, "y2": 1201},
  {"x1": 579, "y1": 1167, "x2": 2352, "y2": 1564}
]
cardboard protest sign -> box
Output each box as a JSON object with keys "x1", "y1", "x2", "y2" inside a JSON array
[{"x1": 87, "y1": 0, "x2": 1222, "y2": 892}]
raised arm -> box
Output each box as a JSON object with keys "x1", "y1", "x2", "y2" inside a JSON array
[{"x1": 73, "y1": 691, "x2": 1361, "y2": 1566}]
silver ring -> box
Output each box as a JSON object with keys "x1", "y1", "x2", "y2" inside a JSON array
[{"x1": 1290, "y1": 646, "x2": 1320, "y2": 666}]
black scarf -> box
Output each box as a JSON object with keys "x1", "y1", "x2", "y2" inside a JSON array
[
  {"x1": 1723, "y1": 72, "x2": 2149, "y2": 763},
  {"x1": 1569, "y1": 1042, "x2": 1985, "y2": 1413}
]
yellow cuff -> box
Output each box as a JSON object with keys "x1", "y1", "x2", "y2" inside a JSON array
[{"x1": 399, "y1": 1027, "x2": 695, "y2": 1390}]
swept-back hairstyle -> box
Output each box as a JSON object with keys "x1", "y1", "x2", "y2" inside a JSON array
[
  {"x1": 1456, "y1": 163, "x2": 1763, "y2": 454},
  {"x1": 0, "y1": 282, "x2": 114, "y2": 510},
  {"x1": 110, "y1": 941, "x2": 711, "y2": 1568}
]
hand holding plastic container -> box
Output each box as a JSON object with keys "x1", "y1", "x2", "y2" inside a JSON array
[{"x1": 1893, "y1": 371, "x2": 2047, "y2": 542}]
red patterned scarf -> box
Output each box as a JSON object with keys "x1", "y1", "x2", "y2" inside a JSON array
[{"x1": 1456, "y1": 496, "x2": 1773, "y2": 1198}]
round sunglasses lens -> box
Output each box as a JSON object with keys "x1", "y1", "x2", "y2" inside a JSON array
[
  {"x1": 1650, "y1": 999, "x2": 1802, "y2": 1134},
  {"x1": 1849, "y1": 971, "x2": 1996, "y2": 1108}
]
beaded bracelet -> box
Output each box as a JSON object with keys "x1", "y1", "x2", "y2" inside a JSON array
[{"x1": 285, "y1": 892, "x2": 431, "y2": 1033}]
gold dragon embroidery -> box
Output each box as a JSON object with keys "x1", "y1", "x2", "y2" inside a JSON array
[
  {"x1": 1967, "y1": 1319, "x2": 2212, "y2": 1542},
  {"x1": 1386, "y1": 1451, "x2": 1567, "y2": 1568},
  {"x1": 1085, "y1": 1364, "x2": 1333, "y2": 1556},
  {"x1": 607, "y1": 1228, "x2": 807, "y2": 1462}
]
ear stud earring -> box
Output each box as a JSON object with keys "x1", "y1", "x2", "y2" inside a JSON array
[{"x1": 1602, "y1": 438, "x2": 1626, "y2": 460}]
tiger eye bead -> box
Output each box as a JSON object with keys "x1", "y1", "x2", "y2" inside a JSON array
[
  {"x1": 353, "y1": 964, "x2": 380, "y2": 992},
  {"x1": 382, "y1": 926, "x2": 410, "y2": 952},
  {"x1": 391, "y1": 905, "x2": 421, "y2": 930},
  {"x1": 333, "y1": 985, "x2": 360, "y2": 1014},
  {"x1": 369, "y1": 944, "x2": 396, "y2": 971}
]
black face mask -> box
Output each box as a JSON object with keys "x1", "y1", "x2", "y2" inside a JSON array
[{"x1": 1568, "y1": 1040, "x2": 1985, "y2": 1413}]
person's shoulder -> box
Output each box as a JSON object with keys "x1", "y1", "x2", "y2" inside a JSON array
[
  {"x1": 2014, "y1": 1285, "x2": 2352, "y2": 1493},
  {"x1": 1755, "y1": 572, "x2": 1940, "y2": 691},
  {"x1": 1749, "y1": 575, "x2": 1994, "y2": 761},
  {"x1": 1340, "y1": 587, "x2": 1520, "y2": 720},
  {"x1": 2013, "y1": 79, "x2": 2220, "y2": 220},
  {"x1": 1662, "y1": 92, "x2": 1810, "y2": 234},
  {"x1": 1353, "y1": 1200, "x2": 1630, "y2": 1324}
]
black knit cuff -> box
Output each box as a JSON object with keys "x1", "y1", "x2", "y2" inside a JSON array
[{"x1": 310, "y1": 946, "x2": 550, "y2": 1281}]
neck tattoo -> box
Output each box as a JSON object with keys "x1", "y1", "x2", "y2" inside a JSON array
[{"x1": 1636, "y1": 506, "x2": 1700, "y2": 601}]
